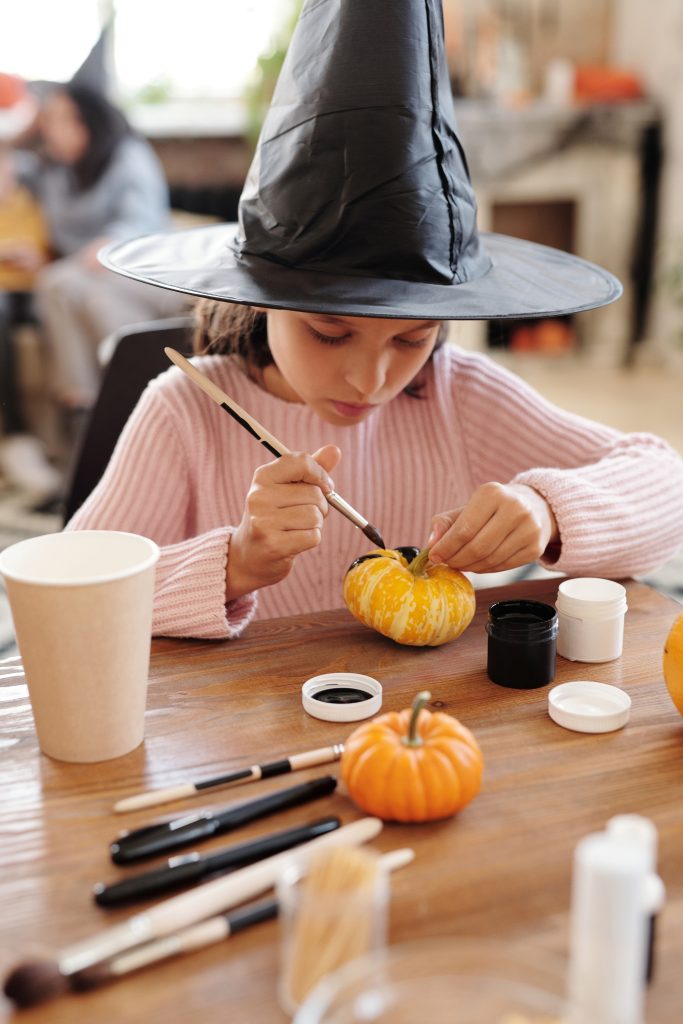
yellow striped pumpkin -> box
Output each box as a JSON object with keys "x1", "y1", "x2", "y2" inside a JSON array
[{"x1": 343, "y1": 546, "x2": 476, "y2": 647}]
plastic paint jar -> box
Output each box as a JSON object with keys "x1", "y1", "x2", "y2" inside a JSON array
[
  {"x1": 486, "y1": 599, "x2": 558, "y2": 689},
  {"x1": 555, "y1": 577, "x2": 628, "y2": 663}
]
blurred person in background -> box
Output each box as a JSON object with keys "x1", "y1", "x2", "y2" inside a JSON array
[
  {"x1": 0, "y1": 77, "x2": 187, "y2": 498},
  {"x1": 0, "y1": 71, "x2": 59, "y2": 496}
]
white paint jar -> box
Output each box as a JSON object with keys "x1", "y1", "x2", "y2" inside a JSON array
[{"x1": 555, "y1": 577, "x2": 628, "y2": 663}]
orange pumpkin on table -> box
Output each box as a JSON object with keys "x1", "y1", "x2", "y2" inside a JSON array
[
  {"x1": 341, "y1": 691, "x2": 483, "y2": 823},
  {"x1": 343, "y1": 546, "x2": 476, "y2": 647},
  {"x1": 663, "y1": 612, "x2": 683, "y2": 715}
]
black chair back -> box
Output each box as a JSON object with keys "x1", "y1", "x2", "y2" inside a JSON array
[{"x1": 64, "y1": 318, "x2": 194, "y2": 523}]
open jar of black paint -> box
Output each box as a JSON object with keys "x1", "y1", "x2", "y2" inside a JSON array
[{"x1": 486, "y1": 600, "x2": 558, "y2": 689}]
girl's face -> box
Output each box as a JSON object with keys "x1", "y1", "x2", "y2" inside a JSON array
[
  {"x1": 262, "y1": 310, "x2": 441, "y2": 425},
  {"x1": 39, "y1": 92, "x2": 89, "y2": 164}
]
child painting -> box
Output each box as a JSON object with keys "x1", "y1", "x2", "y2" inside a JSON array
[{"x1": 67, "y1": 0, "x2": 683, "y2": 640}]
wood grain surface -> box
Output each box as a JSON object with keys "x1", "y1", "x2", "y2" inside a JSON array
[{"x1": 1, "y1": 579, "x2": 681, "y2": 1023}]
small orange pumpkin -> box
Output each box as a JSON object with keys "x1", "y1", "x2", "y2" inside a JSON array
[
  {"x1": 663, "y1": 612, "x2": 683, "y2": 716},
  {"x1": 341, "y1": 691, "x2": 483, "y2": 823},
  {"x1": 343, "y1": 546, "x2": 476, "y2": 647}
]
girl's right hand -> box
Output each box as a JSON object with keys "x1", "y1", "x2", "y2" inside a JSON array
[{"x1": 226, "y1": 445, "x2": 342, "y2": 601}]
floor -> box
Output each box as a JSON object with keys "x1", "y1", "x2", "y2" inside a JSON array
[{"x1": 1, "y1": 354, "x2": 682, "y2": 657}]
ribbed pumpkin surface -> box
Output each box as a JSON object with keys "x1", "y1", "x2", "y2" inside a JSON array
[
  {"x1": 341, "y1": 704, "x2": 483, "y2": 822},
  {"x1": 343, "y1": 548, "x2": 476, "y2": 646}
]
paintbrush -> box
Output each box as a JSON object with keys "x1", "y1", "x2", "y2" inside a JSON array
[
  {"x1": 72, "y1": 848, "x2": 414, "y2": 993},
  {"x1": 164, "y1": 347, "x2": 386, "y2": 549},
  {"x1": 113, "y1": 742, "x2": 345, "y2": 813},
  {"x1": 3, "y1": 816, "x2": 382, "y2": 1008}
]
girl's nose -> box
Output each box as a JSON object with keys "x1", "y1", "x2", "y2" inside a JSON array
[{"x1": 344, "y1": 354, "x2": 387, "y2": 398}]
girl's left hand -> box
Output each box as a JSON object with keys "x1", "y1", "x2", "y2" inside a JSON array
[{"x1": 427, "y1": 482, "x2": 559, "y2": 573}]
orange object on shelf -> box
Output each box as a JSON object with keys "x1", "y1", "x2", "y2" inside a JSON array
[
  {"x1": 508, "y1": 319, "x2": 574, "y2": 355},
  {"x1": 574, "y1": 65, "x2": 643, "y2": 103}
]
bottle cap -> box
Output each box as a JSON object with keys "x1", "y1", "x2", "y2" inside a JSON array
[
  {"x1": 548, "y1": 681, "x2": 631, "y2": 733},
  {"x1": 302, "y1": 673, "x2": 382, "y2": 723}
]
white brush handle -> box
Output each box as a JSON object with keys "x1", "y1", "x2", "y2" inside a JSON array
[
  {"x1": 105, "y1": 846, "x2": 415, "y2": 978},
  {"x1": 114, "y1": 784, "x2": 199, "y2": 813},
  {"x1": 59, "y1": 817, "x2": 382, "y2": 975}
]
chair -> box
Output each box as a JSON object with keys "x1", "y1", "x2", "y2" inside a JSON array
[{"x1": 63, "y1": 316, "x2": 194, "y2": 523}]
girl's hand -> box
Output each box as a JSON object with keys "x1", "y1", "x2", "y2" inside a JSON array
[
  {"x1": 226, "y1": 445, "x2": 342, "y2": 601},
  {"x1": 427, "y1": 482, "x2": 559, "y2": 573}
]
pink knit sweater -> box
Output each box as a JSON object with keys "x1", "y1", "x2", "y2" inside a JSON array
[{"x1": 67, "y1": 346, "x2": 683, "y2": 639}]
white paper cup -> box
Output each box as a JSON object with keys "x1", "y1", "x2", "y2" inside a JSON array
[{"x1": 0, "y1": 530, "x2": 159, "y2": 763}]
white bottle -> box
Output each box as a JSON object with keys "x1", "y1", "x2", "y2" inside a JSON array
[{"x1": 566, "y1": 831, "x2": 649, "y2": 1024}]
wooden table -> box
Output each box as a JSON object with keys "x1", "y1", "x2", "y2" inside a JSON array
[{"x1": 1, "y1": 579, "x2": 682, "y2": 1023}]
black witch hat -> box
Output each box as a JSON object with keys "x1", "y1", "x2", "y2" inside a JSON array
[
  {"x1": 101, "y1": 0, "x2": 620, "y2": 320},
  {"x1": 71, "y1": 20, "x2": 112, "y2": 94}
]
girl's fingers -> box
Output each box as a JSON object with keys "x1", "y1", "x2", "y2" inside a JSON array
[
  {"x1": 254, "y1": 451, "x2": 336, "y2": 493},
  {"x1": 429, "y1": 486, "x2": 504, "y2": 563},
  {"x1": 435, "y1": 507, "x2": 513, "y2": 568},
  {"x1": 454, "y1": 532, "x2": 538, "y2": 572}
]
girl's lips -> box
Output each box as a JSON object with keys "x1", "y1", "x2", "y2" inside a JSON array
[{"x1": 330, "y1": 400, "x2": 375, "y2": 417}]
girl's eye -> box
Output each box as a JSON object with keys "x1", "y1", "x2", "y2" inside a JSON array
[
  {"x1": 396, "y1": 334, "x2": 432, "y2": 349},
  {"x1": 307, "y1": 326, "x2": 350, "y2": 346}
]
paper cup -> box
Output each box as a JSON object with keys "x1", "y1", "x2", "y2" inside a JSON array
[{"x1": 0, "y1": 530, "x2": 159, "y2": 763}]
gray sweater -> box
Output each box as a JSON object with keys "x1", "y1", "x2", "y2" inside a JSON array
[{"x1": 15, "y1": 135, "x2": 170, "y2": 257}]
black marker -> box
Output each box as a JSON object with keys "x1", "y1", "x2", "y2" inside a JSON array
[
  {"x1": 110, "y1": 775, "x2": 338, "y2": 864},
  {"x1": 95, "y1": 816, "x2": 340, "y2": 906}
]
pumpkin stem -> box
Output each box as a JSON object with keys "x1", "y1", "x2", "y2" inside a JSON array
[
  {"x1": 402, "y1": 690, "x2": 432, "y2": 747},
  {"x1": 408, "y1": 547, "x2": 431, "y2": 576}
]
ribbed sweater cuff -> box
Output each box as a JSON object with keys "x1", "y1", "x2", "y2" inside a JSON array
[
  {"x1": 512, "y1": 466, "x2": 682, "y2": 577},
  {"x1": 153, "y1": 527, "x2": 257, "y2": 639}
]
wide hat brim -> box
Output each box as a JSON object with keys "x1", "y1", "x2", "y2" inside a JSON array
[{"x1": 101, "y1": 223, "x2": 621, "y2": 321}]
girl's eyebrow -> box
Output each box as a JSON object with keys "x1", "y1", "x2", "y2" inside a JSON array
[{"x1": 311, "y1": 315, "x2": 438, "y2": 330}]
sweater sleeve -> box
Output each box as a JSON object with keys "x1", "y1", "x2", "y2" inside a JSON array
[
  {"x1": 66, "y1": 383, "x2": 257, "y2": 640},
  {"x1": 451, "y1": 350, "x2": 683, "y2": 577}
]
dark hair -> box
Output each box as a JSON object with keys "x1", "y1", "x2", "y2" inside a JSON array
[
  {"x1": 55, "y1": 83, "x2": 131, "y2": 190},
  {"x1": 192, "y1": 300, "x2": 448, "y2": 398}
]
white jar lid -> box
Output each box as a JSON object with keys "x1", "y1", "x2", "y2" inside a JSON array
[
  {"x1": 556, "y1": 577, "x2": 627, "y2": 619},
  {"x1": 302, "y1": 673, "x2": 382, "y2": 722},
  {"x1": 548, "y1": 681, "x2": 631, "y2": 733}
]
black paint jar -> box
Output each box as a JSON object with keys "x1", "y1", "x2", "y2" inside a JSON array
[{"x1": 486, "y1": 600, "x2": 558, "y2": 689}]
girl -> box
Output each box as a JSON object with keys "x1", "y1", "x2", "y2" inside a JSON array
[{"x1": 67, "y1": 0, "x2": 683, "y2": 640}]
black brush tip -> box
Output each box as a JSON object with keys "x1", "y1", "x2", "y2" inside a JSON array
[
  {"x1": 363, "y1": 523, "x2": 386, "y2": 548},
  {"x1": 69, "y1": 963, "x2": 115, "y2": 992},
  {"x1": 3, "y1": 959, "x2": 69, "y2": 1008}
]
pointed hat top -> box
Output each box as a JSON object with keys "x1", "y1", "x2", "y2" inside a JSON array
[
  {"x1": 101, "y1": 0, "x2": 621, "y2": 321},
  {"x1": 71, "y1": 19, "x2": 113, "y2": 94}
]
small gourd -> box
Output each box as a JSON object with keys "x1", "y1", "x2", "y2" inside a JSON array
[
  {"x1": 663, "y1": 611, "x2": 683, "y2": 716},
  {"x1": 341, "y1": 691, "x2": 483, "y2": 823},
  {"x1": 343, "y1": 546, "x2": 476, "y2": 647}
]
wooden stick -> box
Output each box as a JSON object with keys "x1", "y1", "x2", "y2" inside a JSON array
[{"x1": 164, "y1": 348, "x2": 385, "y2": 548}]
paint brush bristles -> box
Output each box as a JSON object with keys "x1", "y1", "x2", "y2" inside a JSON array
[
  {"x1": 3, "y1": 817, "x2": 383, "y2": 1009},
  {"x1": 164, "y1": 347, "x2": 386, "y2": 548}
]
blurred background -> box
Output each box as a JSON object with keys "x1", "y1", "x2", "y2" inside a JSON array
[{"x1": 1, "y1": 0, "x2": 682, "y2": 653}]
